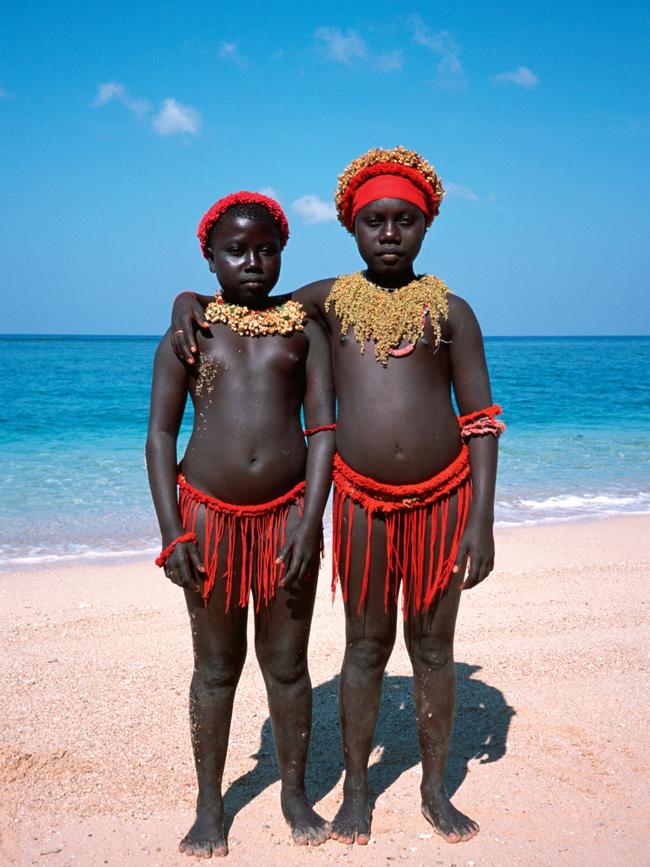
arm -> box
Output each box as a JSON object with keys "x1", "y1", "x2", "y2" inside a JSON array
[
  {"x1": 170, "y1": 292, "x2": 212, "y2": 364},
  {"x1": 145, "y1": 331, "x2": 204, "y2": 592},
  {"x1": 448, "y1": 295, "x2": 499, "y2": 591},
  {"x1": 171, "y1": 279, "x2": 336, "y2": 365},
  {"x1": 278, "y1": 316, "x2": 336, "y2": 587}
]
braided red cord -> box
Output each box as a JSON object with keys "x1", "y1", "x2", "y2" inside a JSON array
[
  {"x1": 303, "y1": 424, "x2": 337, "y2": 436},
  {"x1": 155, "y1": 532, "x2": 198, "y2": 568},
  {"x1": 457, "y1": 404, "x2": 503, "y2": 426}
]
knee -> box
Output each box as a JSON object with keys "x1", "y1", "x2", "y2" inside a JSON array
[
  {"x1": 257, "y1": 646, "x2": 308, "y2": 686},
  {"x1": 193, "y1": 651, "x2": 245, "y2": 692},
  {"x1": 411, "y1": 636, "x2": 453, "y2": 672},
  {"x1": 347, "y1": 636, "x2": 393, "y2": 672}
]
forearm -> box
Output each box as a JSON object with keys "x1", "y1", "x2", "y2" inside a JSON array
[
  {"x1": 467, "y1": 435, "x2": 498, "y2": 523},
  {"x1": 301, "y1": 432, "x2": 335, "y2": 529},
  {"x1": 145, "y1": 431, "x2": 184, "y2": 544}
]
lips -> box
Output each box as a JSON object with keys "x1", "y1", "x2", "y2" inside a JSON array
[{"x1": 378, "y1": 250, "x2": 402, "y2": 261}]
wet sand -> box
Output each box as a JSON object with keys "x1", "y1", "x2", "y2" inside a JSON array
[{"x1": 1, "y1": 515, "x2": 649, "y2": 866}]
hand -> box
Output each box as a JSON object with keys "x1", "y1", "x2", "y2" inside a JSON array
[
  {"x1": 170, "y1": 293, "x2": 209, "y2": 364},
  {"x1": 276, "y1": 521, "x2": 321, "y2": 589},
  {"x1": 163, "y1": 540, "x2": 205, "y2": 593},
  {"x1": 452, "y1": 515, "x2": 495, "y2": 591}
]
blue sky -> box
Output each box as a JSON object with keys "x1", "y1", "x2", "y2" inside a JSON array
[{"x1": 1, "y1": 0, "x2": 648, "y2": 335}]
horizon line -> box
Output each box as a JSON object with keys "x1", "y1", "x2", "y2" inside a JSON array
[{"x1": 1, "y1": 332, "x2": 649, "y2": 340}]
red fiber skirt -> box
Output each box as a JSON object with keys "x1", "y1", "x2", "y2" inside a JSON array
[
  {"x1": 178, "y1": 474, "x2": 305, "y2": 610},
  {"x1": 332, "y1": 448, "x2": 472, "y2": 616}
]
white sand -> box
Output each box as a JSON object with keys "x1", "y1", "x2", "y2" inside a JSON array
[{"x1": 1, "y1": 516, "x2": 649, "y2": 866}]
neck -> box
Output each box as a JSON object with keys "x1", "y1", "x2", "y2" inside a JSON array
[
  {"x1": 219, "y1": 288, "x2": 274, "y2": 310},
  {"x1": 363, "y1": 267, "x2": 418, "y2": 289}
]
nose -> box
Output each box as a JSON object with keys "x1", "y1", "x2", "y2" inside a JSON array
[
  {"x1": 379, "y1": 218, "x2": 400, "y2": 244},
  {"x1": 243, "y1": 249, "x2": 263, "y2": 272}
]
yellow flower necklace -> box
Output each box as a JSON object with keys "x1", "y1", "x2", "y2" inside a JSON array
[
  {"x1": 205, "y1": 293, "x2": 306, "y2": 337},
  {"x1": 324, "y1": 272, "x2": 450, "y2": 365}
]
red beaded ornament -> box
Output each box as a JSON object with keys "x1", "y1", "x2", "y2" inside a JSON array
[{"x1": 197, "y1": 191, "x2": 290, "y2": 258}]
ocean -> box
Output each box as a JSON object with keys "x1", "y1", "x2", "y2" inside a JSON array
[{"x1": 1, "y1": 335, "x2": 649, "y2": 565}]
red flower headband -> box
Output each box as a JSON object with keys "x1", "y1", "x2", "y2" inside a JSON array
[
  {"x1": 197, "y1": 191, "x2": 290, "y2": 258},
  {"x1": 335, "y1": 147, "x2": 444, "y2": 233}
]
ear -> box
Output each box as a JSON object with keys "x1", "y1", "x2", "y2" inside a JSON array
[{"x1": 206, "y1": 248, "x2": 217, "y2": 274}]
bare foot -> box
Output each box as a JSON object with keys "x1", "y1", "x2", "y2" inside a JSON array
[
  {"x1": 281, "y1": 789, "x2": 330, "y2": 846},
  {"x1": 179, "y1": 798, "x2": 228, "y2": 858},
  {"x1": 421, "y1": 786, "x2": 479, "y2": 844},
  {"x1": 330, "y1": 781, "x2": 372, "y2": 845}
]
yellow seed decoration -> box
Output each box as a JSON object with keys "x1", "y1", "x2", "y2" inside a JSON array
[
  {"x1": 324, "y1": 272, "x2": 450, "y2": 365},
  {"x1": 335, "y1": 145, "x2": 444, "y2": 228},
  {"x1": 204, "y1": 293, "x2": 306, "y2": 337}
]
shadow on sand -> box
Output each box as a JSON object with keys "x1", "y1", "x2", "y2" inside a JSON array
[{"x1": 223, "y1": 663, "x2": 515, "y2": 833}]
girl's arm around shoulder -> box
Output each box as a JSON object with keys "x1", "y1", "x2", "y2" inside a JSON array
[
  {"x1": 293, "y1": 278, "x2": 336, "y2": 322},
  {"x1": 170, "y1": 292, "x2": 212, "y2": 365},
  {"x1": 278, "y1": 316, "x2": 335, "y2": 587}
]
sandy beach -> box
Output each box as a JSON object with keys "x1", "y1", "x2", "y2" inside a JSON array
[{"x1": 1, "y1": 515, "x2": 649, "y2": 866}]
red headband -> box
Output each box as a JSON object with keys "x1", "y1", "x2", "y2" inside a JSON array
[
  {"x1": 197, "y1": 191, "x2": 289, "y2": 258},
  {"x1": 351, "y1": 174, "x2": 431, "y2": 223}
]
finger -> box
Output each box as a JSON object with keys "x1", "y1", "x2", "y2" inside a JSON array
[
  {"x1": 462, "y1": 558, "x2": 483, "y2": 591},
  {"x1": 452, "y1": 547, "x2": 468, "y2": 575},
  {"x1": 280, "y1": 551, "x2": 300, "y2": 588},
  {"x1": 179, "y1": 333, "x2": 194, "y2": 365},
  {"x1": 188, "y1": 545, "x2": 205, "y2": 573},
  {"x1": 276, "y1": 535, "x2": 294, "y2": 565},
  {"x1": 165, "y1": 568, "x2": 184, "y2": 589},
  {"x1": 177, "y1": 555, "x2": 199, "y2": 593},
  {"x1": 178, "y1": 324, "x2": 195, "y2": 364},
  {"x1": 193, "y1": 304, "x2": 209, "y2": 330}
]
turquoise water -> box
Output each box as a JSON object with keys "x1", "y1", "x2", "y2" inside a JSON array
[{"x1": 1, "y1": 335, "x2": 649, "y2": 563}]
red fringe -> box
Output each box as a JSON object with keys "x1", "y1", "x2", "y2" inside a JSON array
[
  {"x1": 332, "y1": 450, "x2": 472, "y2": 617},
  {"x1": 177, "y1": 474, "x2": 305, "y2": 611}
]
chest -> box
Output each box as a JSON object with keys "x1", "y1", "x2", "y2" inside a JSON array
[{"x1": 195, "y1": 326, "x2": 308, "y2": 381}]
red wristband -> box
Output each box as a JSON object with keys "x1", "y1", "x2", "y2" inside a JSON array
[
  {"x1": 155, "y1": 532, "x2": 198, "y2": 568},
  {"x1": 303, "y1": 424, "x2": 336, "y2": 436}
]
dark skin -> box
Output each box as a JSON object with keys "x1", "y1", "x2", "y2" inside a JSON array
[
  {"x1": 146, "y1": 212, "x2": 335, "y2": 856},
  {"x1": 171, "y1": 198, "x2": 498, "y2": 845}
]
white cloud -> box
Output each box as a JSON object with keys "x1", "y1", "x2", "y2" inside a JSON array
[
  {"x1": 218, "y1": 41, "x2": 249, "y2": 69},
  {"x1": 315, "y1": 27, "x2": 368, "y2": 65},
  {"x1": 491, "y1": 66, "x2": 539, "y2": 88},
  {"x1": 152, "y1": 99, "x2": 201, "y2": 136},
  {"x1": 375, "y1": 50, "x2": 403, "y2": 72},
  {"x1": 408, "y1": 15, "x2": 465, "y2": 89},
  {"x1": 292, "y1": 195, "x2": 337, "y2": 224},
  {"x1": 93, "y1": 81, "x2": 150, "y2": 115},
  {"x1": 445, "y1": 182, "x2": 479, "y2": 202},
  {"x1": 259, "y1": 187, "x2": 281, "y2": 201}
]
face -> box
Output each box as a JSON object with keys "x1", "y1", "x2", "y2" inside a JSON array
[
  {"x1": 353, "y1": 198, "x2": 426, "y2": 278},
  {"x1": 207, "y1": 214, "x2": 282, "y2": 306}
]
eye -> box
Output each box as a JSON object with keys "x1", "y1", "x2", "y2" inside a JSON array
[
  {"x1": 398, "y1": 215, "x2": 414, "y2": 225},
  {"x1": 227, "y1": 245, "x2": 244, "y2": 254},
  {"x1": 260, "y1": 245, "x2": 279, "y2": 256},
  {"x1": 365, "y1": 216, "x2": 382, "y2": 227}
]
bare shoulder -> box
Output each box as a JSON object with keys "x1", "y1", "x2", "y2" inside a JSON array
[
  {"x1": 447, "y1": 292, "x2": 482, "y2": 336},
  {"x1": 293, "y1": 278, "x2": 336, "y2": 315}
]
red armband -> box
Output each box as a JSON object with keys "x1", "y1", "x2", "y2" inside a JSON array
[
  {"x1": 303, "y1": 424, "x2": 336, "y2": 436},
  {"x1": 458, "y1": 404, "x2": 505, "y2": 441},
  {"x1": 155, "y1": 532, "x2": 198, "y2": 568}
]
